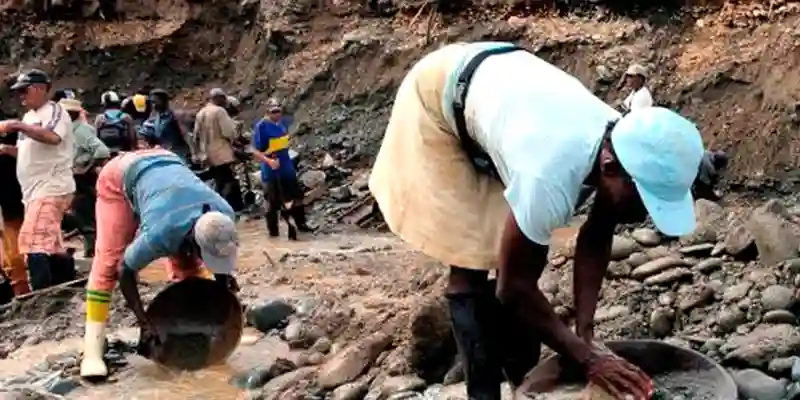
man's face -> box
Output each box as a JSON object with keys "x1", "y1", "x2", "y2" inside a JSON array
[
  {"x1": 268, "y1": 108, "x2": 282, "y2": 122},
  {"x1": 152, "y1": 96, "x2": 167, "y2": 110},
  {"x1": 17, "y1": 84, "x2": 48, "y2": 109},
  {"x1": 595, "y1": 147, "x2": 648, "y2": 223},
  {"x1": 626, "y1": 74, "x2": 644, "y2": 89}
]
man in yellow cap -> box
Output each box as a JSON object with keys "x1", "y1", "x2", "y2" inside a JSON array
[{"x1": 121, "y1": 91, "x2": 151, "y2": 128}]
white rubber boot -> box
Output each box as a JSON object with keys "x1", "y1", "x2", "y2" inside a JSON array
[{"x1": 80, "y1": 321, "x2": 108, "y2": 379}]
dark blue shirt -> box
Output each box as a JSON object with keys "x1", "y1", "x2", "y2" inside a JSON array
[{"x1": 253, "y1": 118, "x2": 296, "y2": 182}]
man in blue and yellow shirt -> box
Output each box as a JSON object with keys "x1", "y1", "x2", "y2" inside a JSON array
[{"x1": 252, "y1": 98, "x2": 311, "y2": 237}]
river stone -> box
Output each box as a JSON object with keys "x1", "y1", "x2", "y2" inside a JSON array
[
  {"x1": 631, "y1": 257, "x2": 689, "y2": 280},
  {"x1": 717, "y1": 307, "x2": 747, "y2": 333},
  {"x1": 626, "y1": 252, "x2": 649, "y2": 267},
  {"x1": 229, "y1": 358, "x2": 297, "y2": 389},
  {"x1": 731, "y1": 369, "x2": 786, "y2": 400},
  {"x1": 722, "y1": 223, "x2": 756, "y2": 257},
  {"x1": 761, "y1": 285, "x2": 795, "y2": 311},
  {"x1": 246, "y1": 299, "x2": 295, "y2": 333},
  {"x1": 678, "y1": 243, "x2": 715, "y2": 257},
  {"x1": 768, "y1": 356, "x2": 800, "y2": 376},
  {"x1": 649, "y1": 308, "x2": 674, "y2": 338},
  {"x1": 723, "y1": 281, "x2": 753, "y2": 303},
  {"x1": 723, "y1": 324, "x2": 800, "y2": 368},
  {"x1": 605, "y1": 261, "x2": 631, "y2": 279},
  {"x1": 644, "y1": 268, "x2": 692, "y2": 286},
  {"x1": 283, "y1": 319, "x2": 324, "y2": 349},
  {"x1": 331, "y1": 381, "x2": 369, "y2": 400},
  {"x1": 763, "y1": 310, "x2": 797, "y2": 325},
  {"x1": 692, "y1": 257, "x2": 723, "y2": 274},
  {"x1": 631, "y1": 228, "x2": 661, "y2": 246},
  {"x1": 793, "y1": 357, "x2": 800, "y2": 381},
  {"x1": 317, "y1": 332, "x2": 393, "y2": 389},
  {"x1": 677, "y1": 285, "x2": 715, "y2": 311},
  {"x1": 747, "y1": 201, "x2": 800, "y2": 266},
  {"x1": 379, "y1": 375, "x2": 427, "y2": 396},
  {"x1": 610, "y1": 236, "x2": 638, "y2": 260},
  {"x1": 681, "y1": 199, "x2": 726, "y2": 244}
]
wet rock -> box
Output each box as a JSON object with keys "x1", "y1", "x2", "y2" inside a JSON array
[
  {"x1": 256, "y1": 367, "x2": 318, "y2": 400},
  {"x1": 692, "y1": 257, "x2": 723, "y2": 274},
  {"x1": 731, "y1": 369, "x2": 786, "y2": 400},
  {"x1": 246, "y1": 299, "x2": 295, "y2": 333},
  {"x1": 331, "y1": 380, "x2": 369, "y2": 400},
  {"x1": 317, "y1": 332, "x2": 393, "y2": 389},
  {"x1": 768, "y1": 356, "x2": 799, "y2": 376},
  {"x1": 723, "y1": 281, "x2": 753, "y2": 303},
  {"x1": 678, "y1": 243, "x2": 715, "y2": 257},
  {"x1": 762, "y1": 310, "x2": 796, "y2": 324},
  {"x1": 626, "y1": 252, "x2": 649, "y2": 268},
  {"x1": 594, "y1": 305, "x2": 630, "y2": 323},
  {"x1": 643, "y1": 267, "x2": 692, "y2": 286},
  {"x1": 717, "y1": 307, "x2": 747, "y2": 334},
  {"x1": 230, "y1": 358, "x2": 297, "y2": 389},
  {"x1": 375, "y1": 375, "x2": 426, "y2": 397},
  {"x1": 330, "y1": 186, "x2": 352, "y2": 202},
  {"x1": 681, "y1": 199, "x2": 725, "y2": 244},
  {"x1": 677, "y1": 285, "x2": 715, "y2": 311},
  {"x1": 722, "y1": 223, "x2": 757, "y2": 258},
  {"x1": 311, "y1": 336, "x2": 333, "y2": 354},
  {"x1": 723, "y1": 324, "x2": 800, "y2": 368},
  {"x1": 610, "y1": 236, "x2": 638, "y2": 260},
  {"x1": 45, "y1": 377, "x2": 80, "y2": 396},
  {"x1": 649, "y1": 308, "x2": 674, "y2": 338},
  {"x1": 299, "y1": 170, "x2": 326, "y2": 189},
  {"x1": 631, "y1": 257, "x2": 689, "y2": 280},
  {"x1": 785, "y1": 258, "x2": 800, "y2": 274},
  {"x1": 747, "y1": 200, "x2": 800, "y2": 266},
  {"x1": 283, "y1": 319, "x2": 324, "y2": 349},
  {"x1": 407, "y1": 297, "x2": 456, "y2": 383},
  {"x1": 605, "y1": 261, "x2": 631, "y2": 279},
  {"x1": 658, "y1": 291, "x2": 676, "y2": 307},
  {"x1": 631, "y1": 228, "x2": 660, "y2": 246},
  {"x1": 761, "y1": 285, "x2": 795, "y2": 311}
]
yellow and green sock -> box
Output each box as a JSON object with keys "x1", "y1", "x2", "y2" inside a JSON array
[{"x1": 86, "y1": 289, "x2": 111, "y2": 323}]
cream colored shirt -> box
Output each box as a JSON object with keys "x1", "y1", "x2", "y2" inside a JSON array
[{"x1": 17, "y1": 101, "x2": 76, "y2": 204}]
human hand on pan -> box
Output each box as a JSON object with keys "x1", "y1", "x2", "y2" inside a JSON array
[
  {"x1": 585, "y1": 349, "x2": 654, "y2": 400},
  {"x1": 137, "y1": 318, "x2": 166, "y2": 359}
]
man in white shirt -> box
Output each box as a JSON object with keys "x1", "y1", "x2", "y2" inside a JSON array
[
  {"x1": 0, "y1": 69, "x2": 77, "y2": 291},
  {"x1": 622, "y1": 63, "x2": 654, "y2": 113},
  {"x1": 370, "y1": 42, "x2": 704, "y2": 399}
]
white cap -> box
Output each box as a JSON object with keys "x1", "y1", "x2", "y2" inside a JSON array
[
  {"x1": 59, "y1": 98, "x2": 83, "y2": 112},
  {"x1": 101, "y1": 90, "x2": 121, "y2": 105},
  {"x1": 625, "y1": 64, "x2": 648, "y2": 78},
  {"x1": 226, "y1": 95, "x2": 239, "y2": 107},
  {"x1": 193, "y1": 211, "x2": 238, "y2": 275},
  {"x1": 210, "y1": 88, "x2": 226, "y2": 98}
]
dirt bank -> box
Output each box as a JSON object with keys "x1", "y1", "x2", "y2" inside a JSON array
[{"x1": 1, "y1": 0, "x2": 800, "y2": 180}]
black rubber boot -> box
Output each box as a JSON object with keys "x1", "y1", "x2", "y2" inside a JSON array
[
  {"x1": 446, "y1": 292, "x2": 503, "y2": 400},
  {"x1": 0, "y1": 274, "x2": 13, "y2": 305},
  {"x1": 486, "y1": 279, "x2": 541, "y2": 386},
  {"x1": 50, "y1": 254, "x2": 77, "y2": 285},
  {"x1": 290, "y1": 204, "x2": 313, "y2": 232},
  {"x1": 27, "y1": 253, "x2": 53, "y2": 291},
  {"x1": 265, "y1": 210, "x2": 280, "y2": 237}
]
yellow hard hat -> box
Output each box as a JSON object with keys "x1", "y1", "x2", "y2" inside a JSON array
[{"x1": 132, "y1": 94, "x2": 147, "y2": 112}]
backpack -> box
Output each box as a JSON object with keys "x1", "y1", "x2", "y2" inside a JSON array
[{"x1": 97, "y1": 110, "x2": 130, "y2": 151}]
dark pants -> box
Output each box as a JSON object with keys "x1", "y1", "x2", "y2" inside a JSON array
[
  {"x1": 209, "y1": 163, "x2": 245, "y2": 213},
  {"x1": 70, "y1": 172, "x2": 98, "y2": 257},
  {"x1": 263, "y1": 175, "x2": 309, "y2": 237}
]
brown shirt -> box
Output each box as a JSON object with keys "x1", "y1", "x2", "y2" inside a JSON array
[{"x1": 194, "y1": 103, "x2": 236, "y2": 166}]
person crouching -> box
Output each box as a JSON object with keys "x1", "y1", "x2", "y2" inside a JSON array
[{"x1": 80, "y1": 148, "x2": 239, "y2": 380}]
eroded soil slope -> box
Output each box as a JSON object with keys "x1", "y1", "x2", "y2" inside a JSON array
[{"x1": 1, "y1": 0, "x2": 800, "y2": 179}]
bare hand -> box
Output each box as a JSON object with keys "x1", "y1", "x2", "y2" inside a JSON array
[
  {"x1": 0, "y1": 120, "x2": 20, "y2": 135},
  {"x1": 0, "y1": 144, "x2": 11, "y2": 154},
  {"x1": 137, "y1": 319, "x2": 165, "y2": 359},
  {"x1": 586, "y1": 351, "x2": 653, "y2": 400},
  {"x1": 266, "y1": 157, "x2": 280, "y2": 170}
]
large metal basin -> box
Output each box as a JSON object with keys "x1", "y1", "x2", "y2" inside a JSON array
[
  {"x1": 139, "y1": 277, "x2": 244, "y2": 371},
  {"x1": 517, "y1": 339, "x2": 737, "y2": 399}
]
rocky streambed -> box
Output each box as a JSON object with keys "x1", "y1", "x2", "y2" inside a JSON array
[{"x1": 0, "y1": 196, "x2": 799, "y2": 399}]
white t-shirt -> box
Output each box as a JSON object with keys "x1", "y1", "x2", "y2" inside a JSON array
[
  {"x1": 17, "y1": 101, "x2": 76, "y2": 204},
  {"x1": 444, "y1": 45, "x2": 620, "y2": 245},
  {"x1": 623, "y1": 87, "x2": 653, "y2": 112}
]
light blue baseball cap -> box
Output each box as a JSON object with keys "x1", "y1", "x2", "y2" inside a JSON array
[{"x1": 610, "y1": 107, "x2": 705, "y2": 236}]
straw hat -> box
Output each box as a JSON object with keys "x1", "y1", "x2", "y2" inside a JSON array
[
  {"x1": 59, "y1": 98, "x2": 84, "y2": 112},
  {"x1": 625, "y1": 63, "x2": 648, "y2": 78}
]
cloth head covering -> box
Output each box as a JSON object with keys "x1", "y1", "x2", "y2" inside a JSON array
[{"x1": 193, "y1": 211, "x2": 238, "y2": 275}]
